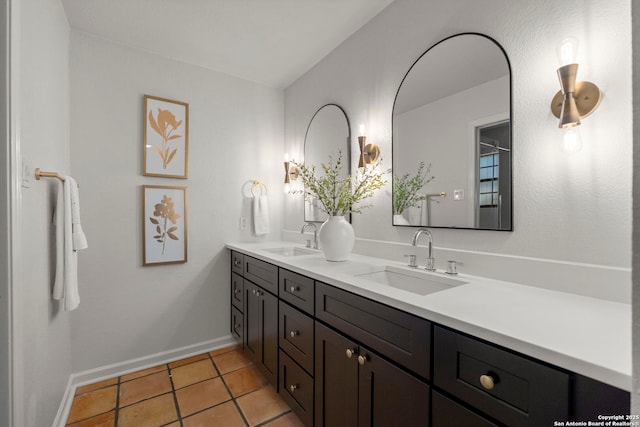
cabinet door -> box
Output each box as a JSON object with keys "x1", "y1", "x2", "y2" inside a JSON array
[
  {"x1": 358, "y1": 346, "x2": 430, "y2": 427},
  {"x1": 315, "y1": 322, "x2": 358, "y2": 427},
  {"x1": 244, "y1": 281, "x2": 278, "y2": 387}
]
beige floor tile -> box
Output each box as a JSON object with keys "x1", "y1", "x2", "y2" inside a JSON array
[
  {"x1": 119, "y1": 371, "x2": 173, "y2": 407},
  {"x1": 117, "y1": 393, "x2": 178, "y2": 427},
  {"x1": 120, "y1": 364, "x2": 167, "y2": 382},
  {"x1": 168, "y1": 353, "x2": 210, "y2": 369},
  {"x1": 67, "y1": 386, "x2": 117, "y2": 424},
  {"x1": 66, "y1": 410, "x2": 115, "y2": 427},
  {"x1": 213, "y1": 349, "x2": 252, "y2": 374},
  {"x1": 75, "y1": 378, "x2": 118, "y2": 396},
  {"x1": 175, "y1": 377, "x2": 231, "y2": 416},
  {"x1": 223, "y1": 365, "x2": 268, "y2": 397},
  {"x1": 262, "y1": 412, "x2": 306, "y2": 427},
  {"x1": 209, "y1": 344, "x2": 241, "y2": 357},
  {"x1": 182, "y1": 401, "x2": 246, "y2": 427},
  {"x1": 170, "y1": 359, "x2": 218, "y2": 389},
  {"x1": 236, "y1": 386, "x2": 290, "y2": 426}
]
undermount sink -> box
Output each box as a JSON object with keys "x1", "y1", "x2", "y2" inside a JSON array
[
  {"x1": 264, "y1": 246, "x2": 318, "y2": 257},
  {"x1": 355, "y1": 265, "x2": 467, "y2": 296}
]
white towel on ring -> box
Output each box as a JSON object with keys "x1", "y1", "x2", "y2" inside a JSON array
[{"x1": 253, "y1": 195, "x2": 270, "y2": 236}]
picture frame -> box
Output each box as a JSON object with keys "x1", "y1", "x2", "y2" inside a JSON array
[
  {"x1": 142, "y1": 185, "x2": 188, "y2": 266},
  {"x1": 144, "y1": 95, "x2": 189, "y2": 178}
]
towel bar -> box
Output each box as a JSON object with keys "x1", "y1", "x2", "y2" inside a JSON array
[{"x1": 35, "y1": 168, "x2": 65, "y2": 182}]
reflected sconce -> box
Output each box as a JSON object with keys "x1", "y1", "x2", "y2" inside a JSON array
[
  {"x1": 357, "y1": 124, "x2": 380, "y2": 168},
  {"x1": 550, "y1": 37, "x2": 602, "y2": 130},
  {"x1": 283, "y1": 153, "x2": 298, "y2": 185}
]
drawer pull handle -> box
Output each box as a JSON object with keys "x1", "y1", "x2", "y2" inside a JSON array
[
  {"x1": 289, "y1": 384, "x2": 298, "y2": 392},
  {"x1": 290, "y1": 330, "x2": 299, "y2": 338},
  {"x1": 290, "y1": 286, "x2": 300, "y2": 292},
  {"x1": 357, "y1": 355, "x2": 369, "y2": 366},
  {"x1": 480, "y1": 374, "x2": 495, "y2": 390},
  {"x1": 345, "y1": 348, "x2": 357, "y2": 359}
]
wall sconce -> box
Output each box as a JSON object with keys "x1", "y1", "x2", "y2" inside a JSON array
[
  {"x1": 550, "y1": 37, "x2": 601, "y2": 129},
  {"x1": 283, "y1": 153, "x2": 298, "y2": 184},
  {"x1": 357, "y1": 124, "x2": 380, "y2": 168}
]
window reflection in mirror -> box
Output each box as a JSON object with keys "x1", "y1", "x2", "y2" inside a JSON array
[
  {"x1": 392, "y1": 33, "x2": 512, "y2": 230},
  {"x1": 303, "y1": 104, "x2": 351, "y2": 223}
]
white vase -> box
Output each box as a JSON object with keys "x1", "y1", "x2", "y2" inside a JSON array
[
  {"x1": 318, "y1": 215, "x2": 355, "y2": 261},
  {"x1": 393, "y1": 214, "x2": 410, "y2": 225}
]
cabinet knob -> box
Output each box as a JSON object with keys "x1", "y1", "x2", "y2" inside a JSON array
[
  {"x1": 234, "y1": 324, "x2": 241, "y2": 329},
  {"x1": 289, "y1": 384, "x2": 298, "y2": 392},
  {"x1": 290, "y1": 285, "x2": 300, "y2": 292},
  {"x1": 290, "y1": 330, "x2": 299, "y2": 338},
  {"x1": 357, "y1": 355, "x2": 368, "y2": 366},
  {"x1": 345, "y1": 348, "x2": 357, "y2": 359},
  {"x1": 480, "y1": 374, "x2": 495, "y2": 390},
  {"x1": 234, "y1": 288, "x2": 241, "y2": 294}
]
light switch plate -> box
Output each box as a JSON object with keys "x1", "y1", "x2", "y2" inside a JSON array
[{"x1": 453, "y1": 189, "x2": 464, "y2": 201}]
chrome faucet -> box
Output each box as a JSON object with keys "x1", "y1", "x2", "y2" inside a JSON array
[
  {"x1": 412, "y1": 228, "x2": 436, "y2": 271},
  {"x1": 301, "y1": 223, "x2": 319, "y2": 249}
]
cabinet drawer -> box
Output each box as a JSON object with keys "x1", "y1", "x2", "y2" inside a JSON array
[
  {"x1": 432, "y1": 392, "x2": 498, "y2": 427},
  {"x1": 231, "y1": 272, "x2": 244, "y2": 311},
  {"x1": 231, "y1": 251, "x2": 244, "y2": 275},
  {"x1": 279, "y1": 301, "x2": 314, "y2": 374},
  {"x1": 244, "y1": 256, "x2": 278, "y2": 295},
  {"x1": 280, "y1": 269, "x2": 314, "y2": 315},
  {"x1": 315, "y1": 282, "x2": 431, "y2": 379},
  {"x1": 434, "y1": 326, "x2": 569, "y2": 427},
  {"x1": 280, "y1": 350, "x2": 313, "y2": 427},
  {"x1": 231, "y1": 305, "x2": 243, "y2": 343}
]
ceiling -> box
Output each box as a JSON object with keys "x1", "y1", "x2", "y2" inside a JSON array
[{"x1": 61, "y1": 0, "x2": 395, "y2": 89}]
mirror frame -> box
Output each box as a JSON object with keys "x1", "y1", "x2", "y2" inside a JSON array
[
  {"x1": 391, "y1": 32, "x2": 513, "y2": 231},
  {"x1": 303, "y1": 103, "x2": 352, "y2": 223}
]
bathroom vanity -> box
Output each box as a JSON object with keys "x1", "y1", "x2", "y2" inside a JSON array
[{"x1": 227, "y1": 243, "x2": 630, "y2": 427}]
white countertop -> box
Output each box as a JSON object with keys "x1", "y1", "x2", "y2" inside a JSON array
[{"x1": 226, "y1": 241, "x2": 631, "y2": 391}]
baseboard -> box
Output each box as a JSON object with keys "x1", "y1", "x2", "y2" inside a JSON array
[{"x1": 53, "y1": 335, "x2": 236, "y2": 427}]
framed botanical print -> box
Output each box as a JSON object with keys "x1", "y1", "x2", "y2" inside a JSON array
[
  {"x1": 143, "y1": 185, "x2": 188, "y2": 266},
  {"x1": 144, "y1": 95, "x2": 189, "y2": 178}
]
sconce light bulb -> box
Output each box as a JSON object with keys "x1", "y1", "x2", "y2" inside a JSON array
[
  {"x1": 557, "y1": 37, "x2": 578, "y2": 66},
  {"x1": 359, "y1": 124, "x2": 365, "y2": 136},
  {"x1": 284, "y1": 183, "x2": 291, "y2": 194},
  {"x1": 562, "y1": 127, "x2": 583, "y2": 154},
  {"x1": 284, "y1": 152, "x2": 290, "y2": 161}
]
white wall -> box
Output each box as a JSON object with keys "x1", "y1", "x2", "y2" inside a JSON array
[
  {"x1": 631, "y1": 0, "x2": 639, "y2": 415},
  {"x1": 284, "y1": 0, "x2": 632, "y2": 302},
  {"x1": 18, "y1": 0, "x2": 73, "y2": 425},
  {"x1": 69, "y1": 32, "x2": 284, "y2": 372}
]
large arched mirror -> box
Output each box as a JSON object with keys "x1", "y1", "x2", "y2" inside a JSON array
[
  {"x1": 392, "y1": 33, "x2": 512, "y2": 230},
  {"x1": 303, "y1": 104, "x2": 351, "y2": 222}
]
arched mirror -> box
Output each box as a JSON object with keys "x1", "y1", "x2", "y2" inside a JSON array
[
  {"x1": 303, "y1": 104, "x2": 351, "y2": 222},
  {"x1": 392, "y1": 33, "x2": 512, "y2": 230}
]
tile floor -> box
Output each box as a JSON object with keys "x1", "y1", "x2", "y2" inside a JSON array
[{"x1": 65, "y1": 345, "x2": 305, "y2": 427}]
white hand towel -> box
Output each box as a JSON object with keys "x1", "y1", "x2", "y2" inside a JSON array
[
  {"x1": 253, "y1": 195, "x2": 270, "y2": 236},
  {"x1": 52, "y1": 176, "x2": 86, "y2": 311},
  {"x1": 69, "y1": 176, "x2": 88, "y2": 250}
]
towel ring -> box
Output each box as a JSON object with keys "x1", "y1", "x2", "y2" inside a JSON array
[{"x1": 250, "y1": 181, "x2": 268, "y2": 197}]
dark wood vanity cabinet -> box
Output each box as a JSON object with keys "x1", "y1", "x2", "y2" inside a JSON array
[
  {"x1": 229, "y1": 249, "x2": 630, "y2": 427},
  {"x1": 230, "y1": 251, "x2": 279, "y2": 387},
  {"x1": 315, "y1": 322, "x2": 430, "y2": 427}
]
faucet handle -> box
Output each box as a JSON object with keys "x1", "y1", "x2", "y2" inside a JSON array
[
  {"x1": 305, "y1": 239, "x2": 312, "y2": 248},
  {"x1": 404, "y1": 254, "x2": 418, "y2": 268},
  {"x1": 446, "y1": 260, "x2": 458, "y2": 275}
]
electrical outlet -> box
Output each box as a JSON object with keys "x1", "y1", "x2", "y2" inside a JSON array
[
  {"x1": 453, "y1": 189, "x2": 464, "y2": 201},
  {"x1": 239, "y1": 217, "x2": 247, "y2": 230}
]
